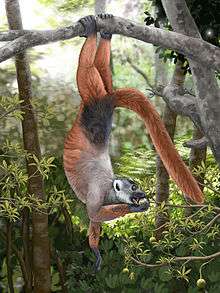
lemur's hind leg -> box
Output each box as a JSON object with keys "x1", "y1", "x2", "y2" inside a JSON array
[
  {"x1": 88, "y1": 221, "x2": 101, "y2": 272},
  {"x1": 77, "y1": 16, "x2": 107, "y2": 103},
  {"x1": 94, "y1": 14, "x2": 113, "y2": 94}
]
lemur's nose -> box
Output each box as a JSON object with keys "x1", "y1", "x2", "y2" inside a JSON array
[{"x1": 133, "y1": 192, "x2": 146, "y2": 199}]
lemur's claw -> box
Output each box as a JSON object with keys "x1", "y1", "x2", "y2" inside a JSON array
[
  {"x1": 97, "y1": 13, "x2": 113, "y2": 39},
  {"x1": 129, "y1": 201, "x2": 150, "y2": 213},
  {"x1": 92, "y1": 247, "x2": 102, "y2": 273},
  {"x1": 78, "y1": 15, "x2": 96, "y2": 37}
]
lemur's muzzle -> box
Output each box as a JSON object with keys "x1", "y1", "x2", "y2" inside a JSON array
[{"x1": 131, "y1": 191, "x2": 149, "y2": 206}]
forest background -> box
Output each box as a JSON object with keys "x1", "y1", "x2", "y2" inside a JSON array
[{"x1": 0, "y1": 0, "x2": 220, "y2": 292}]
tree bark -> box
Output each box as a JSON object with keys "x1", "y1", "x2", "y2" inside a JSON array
[
  {"x1": 6, "y1": 221, "x2": 14, "y2": 293},
  {"x1": 5, "y1": 1, "x2": 51, "y2": 292},
  {"x1": 189, "y1": 129, "x2": 207, "y2": 188},
  {"x1": 161, "y1": 0, "x2": 220, "y2": 166},
  {"x1": 155, "y1": 60, "x2": 185, "y2": 239},
  {"x1": 185, "y1": 128, "x2": 207, "y2": 216}
]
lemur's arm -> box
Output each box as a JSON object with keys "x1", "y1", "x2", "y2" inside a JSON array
[{"x1": 88, "y1": 178, "x2": 149, "y2": 271}]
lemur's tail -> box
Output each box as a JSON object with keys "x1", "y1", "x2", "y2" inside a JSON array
[{"x1": 114, "y1": 88, "x2": 204, "y2": 204}]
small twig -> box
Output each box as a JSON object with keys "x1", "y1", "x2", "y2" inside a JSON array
[
  {"x1": 190, "y1": 213, "x2": 220, "y2": 235},
  {"x1": 126, "y1": 57, "x2": 154, "y2": 88},
  {"x1": 150, "y1": 200, "x2": 220, "y2": 213},
  {"x1": 0, "y1": 106, "x2": 21, "y2": 119}
]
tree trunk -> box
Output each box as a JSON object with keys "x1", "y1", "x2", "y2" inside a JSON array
[
  {"x1": 161, "y1": 0, "x2": 220, "y2": 167},
  {"x1": 185, "y1": 128, "x2": 207, "y2": 216},
  {"x1": 5, "y1": 1, "x2": 51, "y2": 292},
  {"x1": 189, "y1": 129, "x2": 207, "y2": 187},
  {"x1": 6, "y1": 221, "x2": 14, "y2": 293},
  {"x1": 155, "y1": 60, "x2": 185, "y2": 239}
]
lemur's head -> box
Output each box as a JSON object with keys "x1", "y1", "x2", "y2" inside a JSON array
[{"x1": 113, "y1": 178, "x2": 149, "y2": 207}]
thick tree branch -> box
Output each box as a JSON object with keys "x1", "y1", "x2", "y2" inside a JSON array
[
  {"x1": 0, "y1": 16, "x2": 220, "y2": 72},
  {"x1": 162, "y1": 84, "x2": 203, "y2": 132},
  {"x1": 149, "y1": 86, "x2": 203, "y2": 132},
  {"x1": 183, "y1": 137, "x2": 209, "y2": 149}
]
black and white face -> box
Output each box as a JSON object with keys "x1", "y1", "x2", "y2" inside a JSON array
[{"x1": 113, "y1": 178, "x2": 149, "y2": 206}]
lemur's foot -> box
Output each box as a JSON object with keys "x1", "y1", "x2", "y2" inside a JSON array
[
  {"x1": 97, "y1": 13, "x2": 113, "y2": 40},
  {"x1": 128, "y1": 201, "x2": 150, "y2": 213},
  {"x1": 78, "y1": 15, "x2": 96, "y2": 37},
  {"x1": 92, "y1": 247, "x2": 102, "y2": 272}
]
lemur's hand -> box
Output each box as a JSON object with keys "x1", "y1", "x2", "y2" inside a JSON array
[
  {"x1": 128, "y1": 200, "x2": 150, "y2": 213},
  {"x1": 97, "y1": 13, "x2": 113, "y2": 40},
  {"x1": 91, "y1": 247, "x2": 102, "y2": 273},
  {"x1": 78, "y1": 15, "x2": 96, "y2": 37}
]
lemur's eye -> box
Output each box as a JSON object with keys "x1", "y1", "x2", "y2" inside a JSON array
[
  {"x1": 115, "y1": 183, "x2": 120, "y2": 191},
  {"x1": 131, "y1": 184, "x2": 137, "y2": 191}
]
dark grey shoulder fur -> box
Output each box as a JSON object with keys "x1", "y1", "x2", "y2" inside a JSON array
[{"x1": 80, "y1": 96, "x2": 115, "y2": 146}]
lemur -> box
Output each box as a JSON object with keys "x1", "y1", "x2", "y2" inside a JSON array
[{"x1": 63, "y1": 14, "x2": 203, "y2": 271}]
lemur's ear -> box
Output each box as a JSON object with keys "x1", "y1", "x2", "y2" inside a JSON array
[{"x1": 113, "y1": 179, "x2": 123, "y2": 192}]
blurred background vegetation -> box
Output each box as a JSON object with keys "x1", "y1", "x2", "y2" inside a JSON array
[{"x1": 0, "y1": 0, "x2": 220, "y2": 292}]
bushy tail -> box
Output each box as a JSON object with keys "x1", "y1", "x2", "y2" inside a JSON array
[{"x1": 114, "y1": 88, "x2": 204, "y2": 204}]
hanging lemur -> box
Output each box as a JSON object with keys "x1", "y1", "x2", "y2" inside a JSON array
[{"x1": 63, "y1": 14, "x2": 204, "y2": 271}]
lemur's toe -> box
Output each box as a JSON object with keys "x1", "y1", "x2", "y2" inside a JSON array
[
  {"x1": 98, "y1": 13, "x2": 113, "y2": 19},
  {"x1": 78, "y1": 15, "x2": 96, "y2": 37}
]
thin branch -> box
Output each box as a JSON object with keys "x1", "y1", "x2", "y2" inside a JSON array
[
  {"x1": 0, "y1": 106, "x2": 21, "y2": 119},
  {"x1": 130, "y1": 251, "x2": 220, "y2": 268},
  {"x1": 0, "y1": 16, "x2": 219, "y2": 72},
  {"x1": 151, "y1": 200, "x2": 220, "y2": 213},
  {"x1": 190, "y1": 213, "x2": 220, "y2": 235},
  {"x1": 52, "y1": 248, "x2": 68, "y2": 293},
  {"x1": 0, "y1": 230, "x2": 28, "y2": 284},
  {"x1": 126, "y1": 57, "x2": 154, "y2": 88}
]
